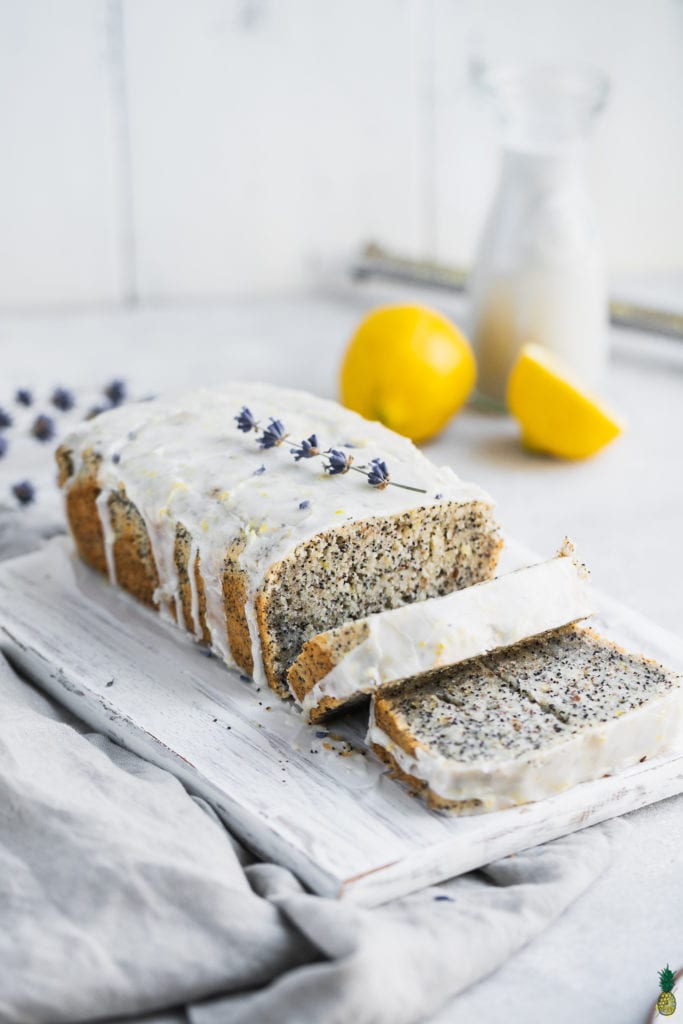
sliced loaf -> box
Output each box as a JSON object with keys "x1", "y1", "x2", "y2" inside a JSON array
[
  {"x1": 370, "y1": 626, "x2": 683, "y2": 813},
  {"x1": 288, "y1": 544, "x2": 595, "y2": 720},
  {"x1": 57, "y1": 383, "x2": 502, "y2": 695}
]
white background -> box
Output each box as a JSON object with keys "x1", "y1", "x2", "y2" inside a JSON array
[{"x1": 1, "y1": 0, "x2": 682, "y2": 310}]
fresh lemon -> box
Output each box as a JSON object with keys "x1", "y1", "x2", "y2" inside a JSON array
[
  {"x1": 507, "y1": 343, "x2": 624, "y2": 459},
  {"x1": 340, "y1": 305, "x2": 476, "y2": 442}
]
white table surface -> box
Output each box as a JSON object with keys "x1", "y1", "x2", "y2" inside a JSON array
[{"x1": 1, "y1": 287, "x2": 682, "y2": 1023}]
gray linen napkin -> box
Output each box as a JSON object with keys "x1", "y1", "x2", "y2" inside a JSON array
[{"x1": 0, "y1": 645, "x2": 626, "y2": 1024}]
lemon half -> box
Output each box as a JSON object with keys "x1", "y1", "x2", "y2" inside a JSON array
[
  {"x1": 340, "y1": 305, "x2": 476, "y2": 443},
  {"x1": 507, "y1": 343, "x2": 624, "y2": 459}
]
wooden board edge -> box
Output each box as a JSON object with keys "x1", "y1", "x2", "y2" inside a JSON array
[{"x1": 339, "y1": 753, "x2": 683, "y2": 905}]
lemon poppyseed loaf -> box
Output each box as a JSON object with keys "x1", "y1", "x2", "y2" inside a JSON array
[
  {"x1": 288, "y1": 543, "x2": 595, "y2": 720},
  {"x1": 57, "y1": 383, "x2": 502, "y2": 696},
  {"x1": 369, "y1": 626, "x2": 683, "y2": 813}
]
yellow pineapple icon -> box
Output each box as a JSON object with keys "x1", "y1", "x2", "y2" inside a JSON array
[{"x1": 657, "y1": 965, "x2": 677, "y2": 1016}]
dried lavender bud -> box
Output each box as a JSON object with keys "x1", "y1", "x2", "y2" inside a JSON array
[
  {"x1": 235, "y1": 406, "x2": 258, "y2": 433},
  {"x1": 367, "y1": 458, "x2": 390, "y2": 489},
  {"x1": 290, "y1": 434, "x2": 319, "y2": 461},
  {"x1": 257, "y1": 418, "x2": 288, "y2": 449},
  {"x1": 324, "y1": 449, "x2": 353, "y2": 475},
  {"x1": 15, "y1": 389, "x2": 32, "y2": 407},
  {"x1": 12, "y1": 480, "x2": 35, "y2": 505},
  {"x1": 0, "y1": 408, "x2": 13, "y2": 429},
  {"x1": 0, "y1": 436, "x2": 7, "y2": 459},
  {"x1": 85, "y1": 405, "x2": 106, "y2": 420},
  {"x1": 112, "y1": 453, "x2": 121, "y2": 464},
  {"x1": 104, "y1": 379, "x2": 126, "y2": 406},
  {"x1": 51, "y1": 386, "x2": 75, "y2": 411},
  {"x1": 253, "y1": 464, "x2": 266, "y2": 476},
  {"x1": 298, "y1": 499, "x2": 311, "y2": 510},
  {"x1": 31, "y1": 414, "x2": 55, "y2": 442}
]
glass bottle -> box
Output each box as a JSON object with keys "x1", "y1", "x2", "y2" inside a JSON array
[{"x1": 468, "y1": 63, "x2": 609, "y2": 406}]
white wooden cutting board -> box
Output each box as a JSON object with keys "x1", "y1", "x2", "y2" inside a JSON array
[{"x1": 1, "y1": 537, "x2": 682, "y2": 907}]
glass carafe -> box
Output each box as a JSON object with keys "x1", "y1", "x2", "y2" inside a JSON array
[{"x1": 469, "y1": 64, "x2": 609, "y2": 406}]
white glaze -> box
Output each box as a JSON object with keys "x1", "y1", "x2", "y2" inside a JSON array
[
  {"x1": 61, "y1": 383, "x2": 494, "y2": 684},
  {"x1": 188, "y1": 535, "x2": 202, "y2": 641},
  {"x1": 95, "y1": 488, "x2": 118, "y2": 586},
  {"x1": 298, "y1": 547, "x2": 594, "y2": 716},
  {"x1": 368, "y1": 685, "x2": 683, "y2": 812}
]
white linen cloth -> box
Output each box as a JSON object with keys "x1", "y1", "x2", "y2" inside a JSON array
[{"x1": 0, "y1": 505, "x2": 627, "y2": 1024}]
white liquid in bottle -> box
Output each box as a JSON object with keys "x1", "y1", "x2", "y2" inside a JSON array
[{"x1": 469, "y1": 65, "x2": 609, "y2": 405}]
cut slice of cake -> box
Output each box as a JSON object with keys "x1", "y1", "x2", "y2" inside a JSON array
[
  {"x1": 57, "y1": 383, "x2": 501, "y2": 696},
  {"x1": 487, "y1": 627, "x2": 677, "y2": 724},
  {"x1": 288, "y1": 543, "x2": 595, "y2": 721},
  {"x1": 369, "y1": 626, "x2": 683, "y2": 813}
]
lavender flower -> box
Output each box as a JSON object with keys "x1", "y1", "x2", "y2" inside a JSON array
[
  {"x1": 31, "y1": 414, "x2": 55, "y2": 442},
  {"x1": 15, "y1": 389, "x2": 32, "y2": 407},
  {"x1": 51, "y1": 387, "x2": 75, "y2": 411},
  {"x1": 253, "y1": 464, "x2": 266, "y2": 476},
  {"x1": 366, "y1": 458, "x2": 391, "y2": 489},
  {"x1": 257, "y1": 418, "x2": 288, "y2": 449},
  {"x1": 324, "y1": 449, "x2": 353, "y2": 475},
  {"x1": 104, "y1": 379, "x2": 127, "y2": 406},
  {"x1": 234, "y1": 404, "x2": 426, "y2": 494},
  {"x1": 299, "y1": 499, "x2": 311, "y2": 510},
  {"x1": 0, "y1": 436, "x2": 7, "y2": 459},
  {"x1": 235, "y1": 406, "x2": 259, "y2": 433},
  {"x1": 0, "y1": 408, "x2": 13, "y2": 429},
  {"x1": 12, "y1": 480, "x2": 35, "y2": 506},
  {"x1": 291, "y1": 434, "x2": 320, "y2": 461}
]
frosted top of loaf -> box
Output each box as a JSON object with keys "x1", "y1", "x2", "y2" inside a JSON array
[{"x1": 61, "y1": 382, "x2": 493, "y2": 683}]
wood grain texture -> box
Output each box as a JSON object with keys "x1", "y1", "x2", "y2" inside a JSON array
[{"x1": 1, "y1": 537, "x2": 682, "y2": 907}]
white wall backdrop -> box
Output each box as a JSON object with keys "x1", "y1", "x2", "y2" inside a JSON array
[{"x1": 0, "y1": 0, "x2": 682, "y2": 309}]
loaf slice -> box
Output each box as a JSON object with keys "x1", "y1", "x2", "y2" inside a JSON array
[
  {"x1": 288, "y1": 543, "x2": 594, "y2": 720},
  {"x1": 487, "y1": 627, "x2": 678, "y2": 724},
  {"x1": 370, "y1": 626, "x2": 683, "y2": 813},
  {"x1": 57, "y1": 383, "x2": 502, "y2": 696}
]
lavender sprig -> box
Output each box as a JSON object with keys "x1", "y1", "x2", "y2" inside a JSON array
[
  {"x1": 257, "y1": 418, "x2": 288, "y2": 449},
  {"x1": 367, "y1": 458, "x2": 390, "y2": 490},
  {"x1": 236, "y1": 407, "x2": 427, "y2": 494},
  {"x1": 291, "y1": 434, "x2": 320, "y2": 461},
  {"x1": 235, "y1": 406, "x2": 259, "y2": 433},
  {"x1": 323, "y1": 448, "x2": 353, "y2": 475}
]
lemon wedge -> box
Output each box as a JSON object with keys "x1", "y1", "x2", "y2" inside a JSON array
[{"x1": 507, "y1": 343, "x2": 624, "y2": 459}]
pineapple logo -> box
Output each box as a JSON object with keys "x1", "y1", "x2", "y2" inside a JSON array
[{"x1": 657, "y1": 965, "x2": 677, "y2": 1016}]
